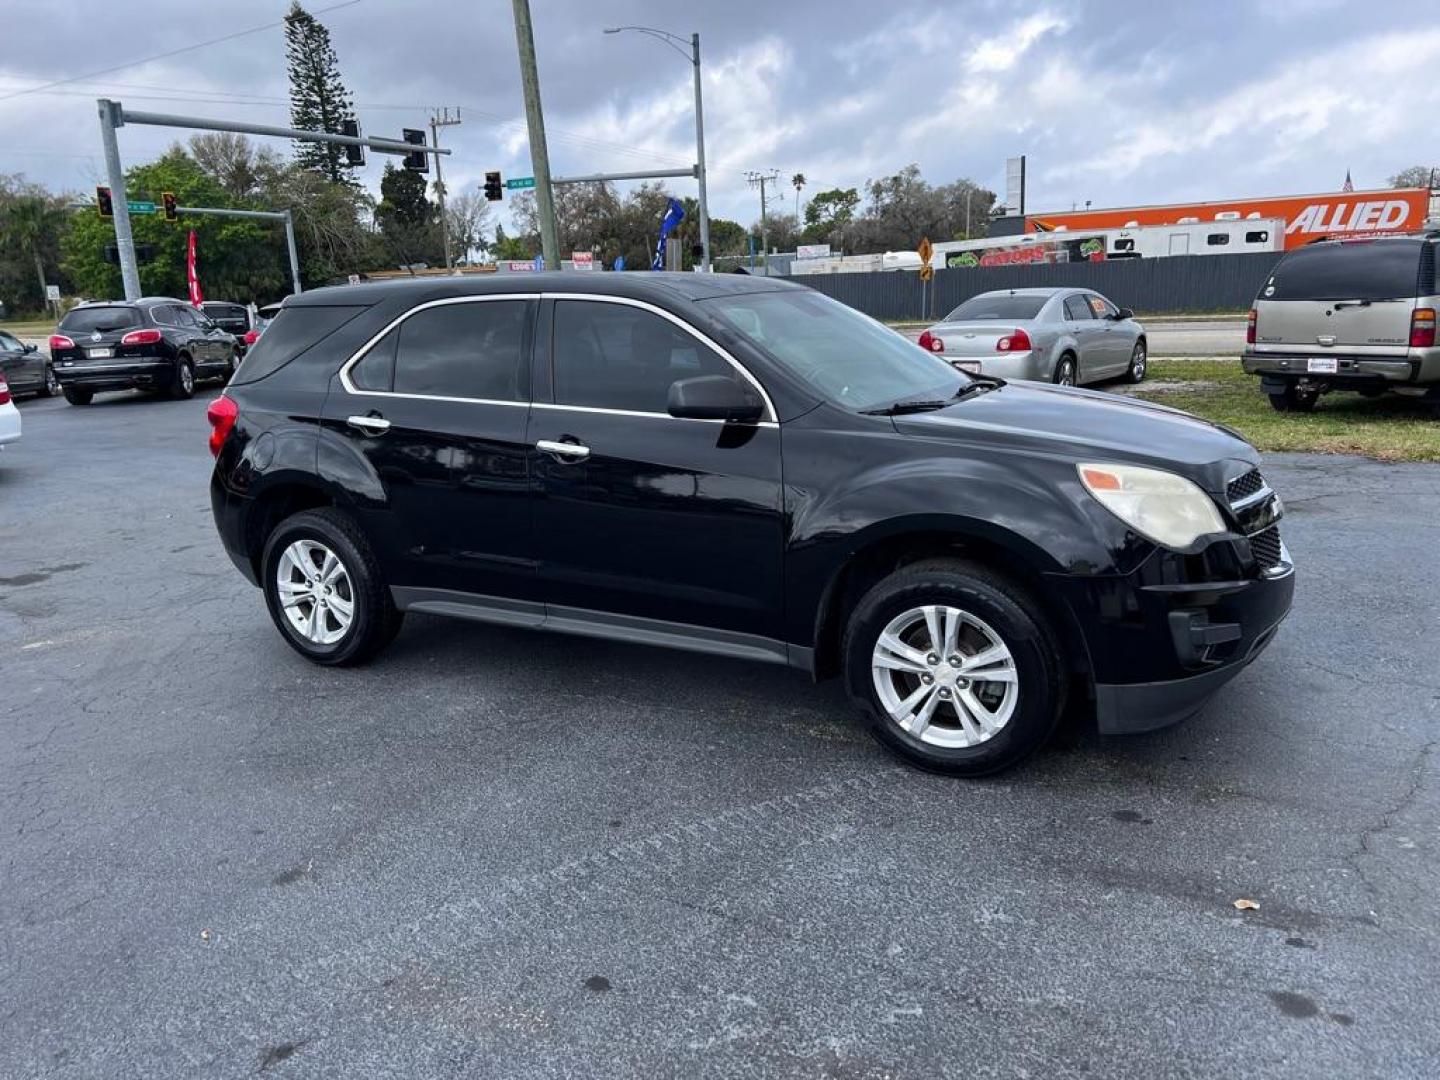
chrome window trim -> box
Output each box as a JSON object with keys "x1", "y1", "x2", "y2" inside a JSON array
[{"x1": 337, "y1": 290, "x2": 778, "y2": 425}]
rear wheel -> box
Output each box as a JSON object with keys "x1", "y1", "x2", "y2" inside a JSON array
[
  {"x1": 842, "y1": 558, "x2": 1065, "y2": 776},
  {"x1": 261, "y1": 508, "x2": 402, "y2": 666},
  {"x1": 62, "y1": 387, "x2": 93, "y2": 407},
  {"x1": 170, "y1": 356, "x2": 195, "y2": 400},
  {"x1": 1266, "y1": 381, "x2": 1319, "y2": 413},
  {"x1": 1054, "y1": 354, "x2": 1077, "y2": 387}
]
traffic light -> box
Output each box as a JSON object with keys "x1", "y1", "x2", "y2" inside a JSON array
[
  {"x1": 402, "y1": 128, "x2": 428, "y2": 172},
  {"x1": 162, "y1": 192, "x2": 178, "y2": 223},
  {"x1": 341, "y1": 119, "x2": 365, "y2": 166},
  {"x1": 484, "y1": 171, "x2": 503, "y2": 202},
  {"x1": 96, "y1": 186, "x2": 113, "y2": 218}
]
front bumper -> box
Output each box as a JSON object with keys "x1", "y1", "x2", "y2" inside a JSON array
[
  {"x1": 1048, "y1": 541, "x2": 1295, "y2": 735},
  {"x1": 54, "y1": 356, "x2": 171, "y2": 390}
]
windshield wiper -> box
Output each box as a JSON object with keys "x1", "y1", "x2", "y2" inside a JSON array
[{"x1": 861, "y1": 398, "x2": 953, "y2": 415}]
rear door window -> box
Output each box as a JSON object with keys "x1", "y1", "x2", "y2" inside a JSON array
[
  {"x1": 59, "y1": 306, "x2": 141, "y2": 333},
  {"x1": 1264, "y1": 241, "x2": 1424, "y2": 301},
  {"x1": 392, "y1": 300, "x2": 529, "y2": 401},
  {"x1": 1063, "y1": 296, "x2": 1092, "y2": 321}
]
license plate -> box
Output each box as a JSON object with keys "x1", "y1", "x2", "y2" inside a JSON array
[
  {"x1": 954, "y1": 360, "x2": 982, "y2": 373},
  {"x1": 88, "y1": 347, "x2": 112, "y2": 360},
  {"x1": 1307, "y1": 357, "x2": 1338, "y2": 374}
]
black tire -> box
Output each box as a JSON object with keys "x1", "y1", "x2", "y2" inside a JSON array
[
  {"x1": 842, "y1": 558, "x2": 1065, "y2": 777},
  {"x1": 261, "y1": 507, "x2": 402, "y2": 666},
  {"x1": 39, "y1": 365, "x2": 60, "y2": 398},
  {"x1": 1054, "y1": 354, "x2": 1077, "y2": 387},
  {"x1": 1266, "y1": 383, "x2": 1318, "y2": 413},
  {"x1": 62, "y1": 387, "x2": 93, "y2": 407},
  {"x1": 1125, "y1": 340, "x2": 1147, "y2": 384},
  {"x1": 169, "y1": 356, "x2": 195, "y2": 400}
]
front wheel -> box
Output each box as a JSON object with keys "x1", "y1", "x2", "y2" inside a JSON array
[
  {"x1": 1053, "y1": 355, "x2": 1077, "y2": 387},
  {"x1": 261, "y1": 508, "x2": 402, "y2": 666},
  {"x1": 1125, "y1": 340, "x2": 1147, "y2": 383},
  {"x1": 843, "y1": 558, "x2": 1065, "y2": 776}
]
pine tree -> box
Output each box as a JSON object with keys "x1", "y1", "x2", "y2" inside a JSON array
[{"x1": 284, "y1": 2, "x2": 358, "y2": 185}]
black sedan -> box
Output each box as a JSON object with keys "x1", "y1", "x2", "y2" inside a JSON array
[
  {"x1": 0, "y1": 328, "x2": 59, "y2": 399},
  {"x1": 50, "y1": 298, "x2": 240, "y2": 406}
]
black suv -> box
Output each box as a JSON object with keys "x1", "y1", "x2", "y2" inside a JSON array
[
  {"x1": 51, "y1": 298, "x2": 240, "y2": 405},
  {"x1": 209, "y1": 275, "x2": 1294, "y2": 776}
]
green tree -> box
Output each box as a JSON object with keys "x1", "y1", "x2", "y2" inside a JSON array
[
  {"x1": 285, "y1": 2, "x2": 358, "y2": 185},
  {"x1": 490, "y1": 224, "x2": 531, "y2": 262},
  {"x1": 0, "y1": 177, "x2": 69, "y2": 312},
  {"x1": 801, "y1": 187, "x2": 860, "y2": 248},
  {"x1": 62, "y1": 147, "x2": 282, "y2": 301},
  {"x1": 374, "y1": 164, "x2": 441, "y2": 268}
]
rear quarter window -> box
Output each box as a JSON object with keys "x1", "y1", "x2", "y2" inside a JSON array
[
  {"x1": 1263, "y1": 241, "x2": 1424, "y2": 301},
  {"x1": 229, "y1": 305, "x2": 368, "y2": 385}
]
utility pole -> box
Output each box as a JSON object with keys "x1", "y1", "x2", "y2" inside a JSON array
[
  {"x1": 746, "y1": 170, "x2": 779, "y2": 274},
  {"x1": 429, "y1": 107, "x2": 462, "y2": 270},
  {"x1": 98, "y1": 99, "x2": 141, "y2": 301},
  {"x1": 511, "y1": 0, "x2": 559, "y2": 270}
]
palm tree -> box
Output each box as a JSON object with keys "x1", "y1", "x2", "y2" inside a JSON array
[
  {"x1": 792, "y1": 172, "x2": 806, "y2": 222},
  {"x1": 4, "y1": 196, "x2": 67, "y2": 305}
]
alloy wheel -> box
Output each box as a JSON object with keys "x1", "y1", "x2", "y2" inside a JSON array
[
  {"x1": 44, "y1": 367, "x2": 59, "y2": 396},
  {"x1": 275, "y1": 539, "x2": 355, "y2": 645},
  {"x1": 1057, "y1": 359, "x2": 1076, "y2": 386},
  {"x1": 180, "y1": 363, "x2": 194, "y2": 394},
  {"x1": 1130, "y1": 342, "x2": 1147, "y2": 380},
  {"x1": 871, "y1": 604, "x2": 1019, "y2": 747}
]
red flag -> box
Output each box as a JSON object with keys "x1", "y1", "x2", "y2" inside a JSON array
[{"x1": 187, "y1": 229, "x2": 204, "y2": 307}]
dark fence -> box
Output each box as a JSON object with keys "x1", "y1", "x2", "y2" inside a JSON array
[{"x1": 793, "y1": 251, "x2": 1286, "y2": 320}]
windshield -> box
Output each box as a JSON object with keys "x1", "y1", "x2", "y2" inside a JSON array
[
  {"x1": 943, "y1": 294, "x2": 1048, "y2": 321},
  {"x1": 703, "y1": 289, "x2": 965, "y2": 412},
  {"x1": 60, "y1": 306, "x2": 141, "y2": 333}
]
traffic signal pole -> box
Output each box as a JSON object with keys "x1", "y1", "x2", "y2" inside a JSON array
[
  {"x1": 175, "y1": 205, "x2": 303, "y2": 297},
  {"x1": 97, "y1": 99, "x2": 142, "y2": 301},
  {"x1": 95, "y1": 98, "x2": 448, "y2": 300}
]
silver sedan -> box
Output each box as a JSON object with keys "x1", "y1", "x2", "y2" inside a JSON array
[{"x1": 918, "y1": 287, "x2": 1147, "y2": 386}]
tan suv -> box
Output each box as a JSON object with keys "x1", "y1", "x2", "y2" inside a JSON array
[{"x1": 1242, "y1": 234, "x2": 1439, "y2": 413}]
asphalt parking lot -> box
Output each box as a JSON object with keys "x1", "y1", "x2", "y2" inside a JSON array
[{"x1": 3, "y1": 390, "x2": 1438, "y2": 1078}]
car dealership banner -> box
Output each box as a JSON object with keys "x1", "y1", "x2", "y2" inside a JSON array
[{"x1": 1027, "y1": 188, "x2": 1434, "y2": 249}]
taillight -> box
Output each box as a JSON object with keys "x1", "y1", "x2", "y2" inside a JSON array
[
  {"x1": 1410, "y1": 308, "x2": 1436, "y2": 348},
  {"x1": 49, "y1": 334, "x2": 75, "y2": 351},
  {"x1": 121, "y1": 328, "x2": 163, "y2": 346},
  {"x1": 996, "y1": 328, "x2": 1033, "y2": 352},
  {"x1": 207, "y1": 394, "x2": 238, "y2": 457},
  {"x1": 243, "y1": 329, "x2": 260, "y2": 346},
  {"x1": 0, "y1": 375, "x2": 10, "y2": 407},
  {"x1": 917, "y1": 329, "x2": 944, "y2": 353},
  {"x1": 1246, "y1": 308, "x2": 1257, "y2": 345}
]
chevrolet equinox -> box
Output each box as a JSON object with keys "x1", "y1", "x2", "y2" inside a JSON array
[{"x1": 209, "y1": 274, "x2": 1294, "y2": 776}]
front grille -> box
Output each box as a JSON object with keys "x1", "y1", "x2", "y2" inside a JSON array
[
  {"x1": 1249, "y1": 525, "x2": 1283, "y2": 571},
  {"x1": 1227, "y1": 468, "x2": 1265, "y2": 504}
]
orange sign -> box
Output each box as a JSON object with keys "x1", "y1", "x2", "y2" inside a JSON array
[{"x1": 1026, "y1": 188, "x2": 1432, "y2": 249}]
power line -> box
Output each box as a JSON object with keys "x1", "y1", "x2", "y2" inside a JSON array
[{"x1": 0, "y1": 0, "x2": 364, "y2": 104}]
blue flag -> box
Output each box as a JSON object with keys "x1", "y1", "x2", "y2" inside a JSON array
[{"x1": 652, "y1": 198, "x2": 686, "y2": 270}]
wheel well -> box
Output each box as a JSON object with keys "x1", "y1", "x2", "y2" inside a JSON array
[
  {"x1": 810, "y1": 531, "x2": 1091, "y2": 687},
  {"x1": 243, "y1": 482, "x2": 334, "y2": 575}
]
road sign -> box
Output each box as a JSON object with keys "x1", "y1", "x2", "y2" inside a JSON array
[
  {"x1": 917, "y1": 236, "x2": 933, "y2": 265},
  {"x1": 45, "y1": 284, "x2": 61, "y2": 302},
  {"x1": 506, "y1": 176, "x2": 536, "y2": 190},
  {"x1": 127, "y1": 201, "x2": 157, "y2": 215},
  {"x1": 919, "y1": 264, "x2": 934, "y2": 283},
  {"x1": 571, "y1": 251, "x2": 594, "y2": 271}
]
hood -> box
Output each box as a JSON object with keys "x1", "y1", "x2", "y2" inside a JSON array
[{"x1": 893, "y1": 382, "x2": 1257, "y2": 490}]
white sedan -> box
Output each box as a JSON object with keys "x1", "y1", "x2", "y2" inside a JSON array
[{"x1": 0, "y1": 373, "x2": 21, "y2": 453}]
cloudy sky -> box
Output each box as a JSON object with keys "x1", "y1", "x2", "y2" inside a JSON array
[{"x1": 1, "y1": 0, "x2": 1434, "y2": 232}]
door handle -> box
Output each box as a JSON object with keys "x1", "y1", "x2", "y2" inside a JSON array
[
  {"x1": 536, "y1": 438, "x2": 590, "y2": 461},
  {"x1": 346, "y1": 414, "x2": 391, "y2": 434}
]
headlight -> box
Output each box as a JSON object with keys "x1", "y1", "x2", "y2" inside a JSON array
[{"x1": 1077, "y1": 463, "x2": 1227, "y2": 550}]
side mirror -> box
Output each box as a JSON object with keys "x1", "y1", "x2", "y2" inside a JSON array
[
  {"x1": 24, "y1": 342, "x2": 38, "y2": 353},
  {"x1": 667, "y1": 374, "x2": 764, "y2": 423},
  {"x1": 1115, "y1": 307, "x2": 1134, "y2": 320}
]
